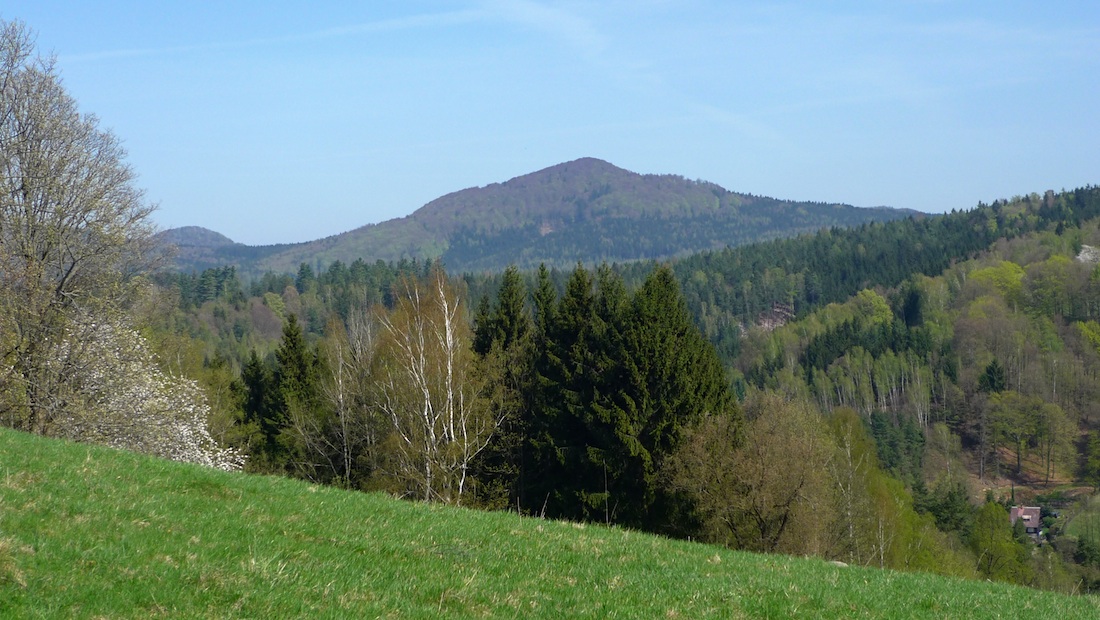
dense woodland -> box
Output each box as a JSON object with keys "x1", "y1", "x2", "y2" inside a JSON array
[
  {"x1": 124, "y1": 186, "x2": 1100, "y2": 594},
  {"x1": 9, "y1": 15, "x2": 1100, "y2": 599}
]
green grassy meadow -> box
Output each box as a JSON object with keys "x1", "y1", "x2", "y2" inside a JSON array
[{"x1": 2, "y1": 428, "x2": 1098, "y2": 618}]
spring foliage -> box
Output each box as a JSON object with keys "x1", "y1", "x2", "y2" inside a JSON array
[
  {"x1": 0, "y1": 19, "x2": 232, "y2": 470},
  {"x1": 55, "y1": 317, "x2": 243, "y2": 470}
]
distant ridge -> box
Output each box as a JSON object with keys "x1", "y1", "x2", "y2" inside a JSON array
[
  {"x1": 155, "y1": 226, "x2": 304, "y2": 274},
  {"x1": 157, "y1": 226, "x2": 238, "y2": 248},
  {"x1": 158, "y1": 158, "x2": 919, "y2": 275}
]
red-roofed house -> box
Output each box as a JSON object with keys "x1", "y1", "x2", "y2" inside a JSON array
[{"x1": 1009, "y1": 506, "x2": 1042, "y2": 542}]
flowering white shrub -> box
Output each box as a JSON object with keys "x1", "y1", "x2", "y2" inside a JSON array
[{"x1": 55, "y1": 318, "x2": 244, "y2": 471}]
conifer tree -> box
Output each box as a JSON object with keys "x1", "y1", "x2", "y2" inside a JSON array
[
  {"x1": 523, "y1": 263, "x2": 738, "y2": 531},
  {"x1": 978, "y1": 358, "x2": 1007, "y2": 393},
  {"x1": 273, "y1": 313, "x2": 324, "y2": 476},
  {"x1": 497, "y1": 267, "x2": 532, "y2": 346},
  {"x1": 523, "y1": 264, "x2": 561, "y2": 512},
  {"x1": 239, "y1": 350, "x2": 280, "y2": 471},
  {"x1": 535, "y1": 264, "x2": 598, "y2": 519},
  {"x1": 234, "y1": 314, "x2": 323, "y2": 475},
  {"x1": 275, "y1": 314, "x2": 320, "y2": 416},
  {"x1": 472, "y1": 294, "x2": 495, "y2": 356},
  {"x1": 572, "y1": 265, "x2": 632, "y2": 523},
  {"x1": 470, "y1": 266, "x2": 534, "y2": 508},
  {"x1": 621, "y1": 264, "x2": 738, "y2": 531}
]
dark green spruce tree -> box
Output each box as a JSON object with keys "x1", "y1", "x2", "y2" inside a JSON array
[
  {"x1": 235, "y1": 316, "x2": 336, "y2": 478},
  {"x1": 470, "y1": 266, "x2": 534, "y2": 508},
  {"x1": 522, "y1": 264, "x2": 562, "y2": 513},
  {"x1": 566, "y1": 265, "x2": 632, "y2": 524},
  {"x1": 613, "y1": 264, "x2": 738, "y2": 533},
  {"x1": 272, "y1": 313, "x2": 323, "y2": 477},
  {"x1": 520, "y1": 263, "x2": 739, "y2": 534},
  {"x1": 978, "y1": 358, "x2": 1007, "y2": 394},
  {"x1": 531, "y1": 264, "x2": 597, "y2": 520},
  {"x1": 238, "y1": 349, "x2": 279, "y2": 472}
]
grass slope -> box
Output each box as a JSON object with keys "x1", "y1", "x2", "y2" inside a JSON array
[{"x1": 1, "y1": 429, "x2": 1097, "y2": 619}]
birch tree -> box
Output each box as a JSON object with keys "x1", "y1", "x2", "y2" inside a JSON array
[
  {"x1": 828, "y1": 407, "x2": 877, "y2": 564},
  {"x1": 290, "y1": 311, "x2": 384, "y2": 487},
  {"x1": 375, "y1": 266, "x2": 499, "y2": 504}
]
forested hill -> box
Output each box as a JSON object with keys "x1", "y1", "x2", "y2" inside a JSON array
[
  {"x1": 159, "y1": 158, "x2": 916, "y2": 275},
  {"x1": 145, "y1": 185, "x2": 1100, "y2": 594},
  {"x1": 155, "y1": 226, "x2": 305, "y2": 273}
]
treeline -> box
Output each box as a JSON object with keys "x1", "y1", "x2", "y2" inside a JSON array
[
  {"x1": 166, "y1": 187, "x2": 1100, "y2": 369},
  {"x1": 659, "y1": 186, "x2": 1100, "y2": 360},
  {"x1": 166, "y1": 261, "x2": 1000, "y2": 583},
  {"x1": 443, "y1": 203, "x2": 909, "y2": 272},
  {"x1": 214, "y1": 264, "x2": 737, "y2": 538},
  {"x1": 156, "y1": 258, "x2": 437, "y2": 318},
  {"x1": 452, "y1": 187, "x2": 1100, "y2": 363}
]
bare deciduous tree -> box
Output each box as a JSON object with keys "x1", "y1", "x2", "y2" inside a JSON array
[
  {"x1": 668, "y1": 393, "x2": 835, "y2": 555},
  {"x1": 375, "y1": 266, "x2": 501, "y2": 504},
  {"x1": 286, "y1": 311, "x2": 385, "y2": 486},
  {"x1": 0, "y1": 19, "x2": 158, "y2": 432}
]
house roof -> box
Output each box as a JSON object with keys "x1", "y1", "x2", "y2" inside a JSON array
[{"x1": 1009, "y1": 506, "x2": 1041, "y2": 528}]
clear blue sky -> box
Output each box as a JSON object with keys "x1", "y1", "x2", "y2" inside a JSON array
[{"x1": 5, "y1": 1, "x2": 1098, "y2": 245}]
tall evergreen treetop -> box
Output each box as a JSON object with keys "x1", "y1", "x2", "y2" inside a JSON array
[
  {"x1": 978, "y1": 358, "x2": 1007, "y2": 394},
  {"x1": 496, "y1": 266, "x2": 532, "y2": 349},
  {"x1": 274, "y1": 313, "x2": 320, "y2": 413},
  {"x1": 473, "y1": 265, "x2": 532, "y2": 356}
]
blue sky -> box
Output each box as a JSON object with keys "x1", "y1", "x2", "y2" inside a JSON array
[{"x1": 4, "y1": 1, "x2": 1098, "y2": 245}]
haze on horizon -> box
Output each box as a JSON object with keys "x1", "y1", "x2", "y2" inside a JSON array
[{"x1": 5, "y1": 1, "x2": 1098, "y2": 246}]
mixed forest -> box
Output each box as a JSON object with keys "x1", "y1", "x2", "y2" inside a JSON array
[
  {"x1": 7, "y1": 15, "x2": 1100, "y2": 601},
  {"x1": 131, "y1": 185, "x2": 1100, "y2": 594}
]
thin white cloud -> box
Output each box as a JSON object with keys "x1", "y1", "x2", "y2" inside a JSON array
[
  {"x1": 479, "y1": 0, "x2": 608, "y2": 57},
  {"x1": 59, "y1": 9, "x2": 484, "y2": 63},
  {"x1": 290, "y1": 10, "x2": 486, "y2": 42}
]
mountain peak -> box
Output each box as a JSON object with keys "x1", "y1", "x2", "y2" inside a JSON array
[
  {"x1": 161, "y1": 159, "x2": 914, "y2": 275},
  {"x1": 503, "y1": 157, "x2": 634, "y2": 186},
  {"x1": 540, "y1": 157, "x2": 628, "y2": 174},
  {"x1": 157, "y1": 226, "x2": 238, "y2": 248}
]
